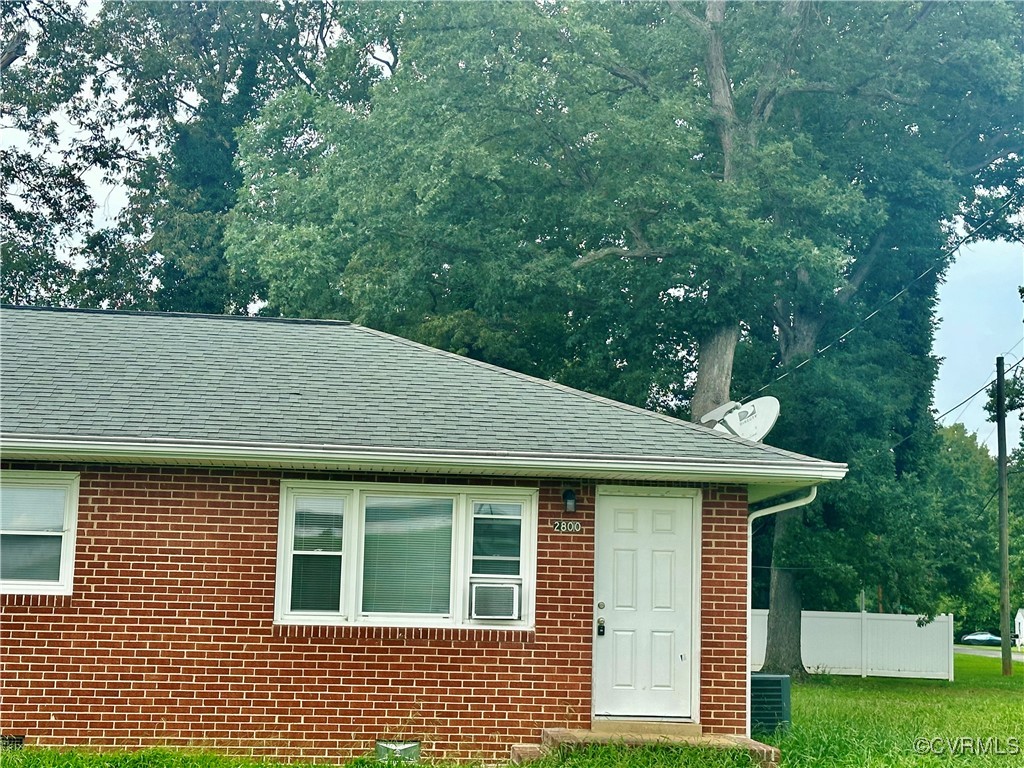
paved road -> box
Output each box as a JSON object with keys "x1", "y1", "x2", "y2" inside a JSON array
[{"x1": 954, "y1": 645, "x2": 1024, "y2": 662}]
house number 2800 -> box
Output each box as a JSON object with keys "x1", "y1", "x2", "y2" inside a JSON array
[{"x1": 552, "y1": 520, "x2": 582, "y2": 533}]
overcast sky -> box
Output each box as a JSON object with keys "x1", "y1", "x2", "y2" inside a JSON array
[{"x1": 934, "y1": 239, "x2": 1023, "y2": 455}]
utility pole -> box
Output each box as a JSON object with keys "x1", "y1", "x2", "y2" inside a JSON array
[{"x1": 996, "y1": 357, "x2": 1011, "y2": 677}]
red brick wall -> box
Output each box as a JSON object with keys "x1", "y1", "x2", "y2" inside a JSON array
[
  {"x1": 0, "y1": 465, "x2": 749, "y2": 760},
  {"x1": 699, "y1": 486, "x2": 750, "y2": 734}
]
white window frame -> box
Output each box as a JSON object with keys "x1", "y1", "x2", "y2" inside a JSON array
[
  {"x1": 0, "y1": 470, "x2": 80, "y2": 596},
  {"x1": 275, "y1": 480, "x2": 537, "y2": 629},
  {"x1": 466, "y1": 496, "x2": 527, "y2": 619}
]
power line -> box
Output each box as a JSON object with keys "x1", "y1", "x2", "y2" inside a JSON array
[
  {"x1": 741, "y1": 192, "x2": 1021, "y2": 403},
  {"x1": 944, "y1": 336, "x2": 1024, "y2": 426},
  {"x1": 1001, "y1": 337, "x2": 1024, "y2": 359},
  {"x1": 980, "y1": 485, "x2": 1000, "y2": 516},
  {"x1": 751, "y1": 565, "x2": 824, "y2": 571},
  {"x1": 886, "y1": 356, "x2": 1024, "y2": 453},
  {"x1": 939, "y1": 357, "x2": 1023, "y2": 423},
  {"x1": 978, "y1": 422, "x2": 998, "y2": 448}
]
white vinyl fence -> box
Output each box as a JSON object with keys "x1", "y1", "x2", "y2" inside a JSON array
[{"x1": 750, "y1": 610, "x2": 954, "y2": 681}]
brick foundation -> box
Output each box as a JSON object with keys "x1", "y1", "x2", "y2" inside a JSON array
[{"x1": 1, "y1": 464, "x2": 748, "y2": 761}]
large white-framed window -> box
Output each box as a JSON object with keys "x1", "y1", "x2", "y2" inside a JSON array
[
  {"x1": 0, "y1": 470, "x2": 80, "y2": 595},
  {"x1": 275, "y1": 481, "x2": 537, "y2": 628}
]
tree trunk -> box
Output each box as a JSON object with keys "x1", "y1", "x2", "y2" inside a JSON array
[
  {"x1": 687, "y1": 1, "x2": 743, "y2": 425},
  {"x1": 761, "y1": 313, "x2": 819, "y2": 677},
  {"x1": 703, "y1": 0, "x2": 737, "y2": 181},
  {"x1": 760, "y1": 508, "x2": 806, "y2": 677},
  {"x1": 688, "y1": 0, "x2": 813, "y2": 677},
  {"x1": 690, "y1": 323, "x2": 739, "y2": 421},
  {"x1": 686, "y1": 2, "x2": 742, "y2": 424}
]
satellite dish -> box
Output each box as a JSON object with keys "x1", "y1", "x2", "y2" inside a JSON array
[{"x1": 710, "y1": 396, "x2": 780, "y2": 442}]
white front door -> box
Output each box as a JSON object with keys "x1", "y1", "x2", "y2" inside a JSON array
[{"x1": 593, "y1": 489, "x2": 698, "y2": 719}]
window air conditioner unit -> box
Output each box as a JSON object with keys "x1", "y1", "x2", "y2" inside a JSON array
[{"x1": 471, "y1": 583, "x2": 520, "y2": 620}]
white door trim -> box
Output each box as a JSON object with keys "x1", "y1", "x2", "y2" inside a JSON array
[{"x1": 592, "y1": 486, "x2": 702, "y2": 722}]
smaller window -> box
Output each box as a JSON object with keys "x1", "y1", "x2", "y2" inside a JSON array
[
  {"x1": 290, "y1": 494, "x2": 345, "y2": 612},
  {"x1": 469, "y1": 501, "x2": 523, "y2": 620},
  {"x1": 0, "y1": 471, "x2": 80, "y2": 595},
  {"x1": 471, "y1": 501, "x2": 522, "y2": 576}
]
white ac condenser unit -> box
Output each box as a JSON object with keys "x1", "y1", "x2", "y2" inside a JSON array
[{"x1": 471, "y1": 582, "x2": 520, "y2": 620}]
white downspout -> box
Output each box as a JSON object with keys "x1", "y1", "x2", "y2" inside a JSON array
[{"x1": 745, "y1": 485, "x2": 818, "y2": 737}]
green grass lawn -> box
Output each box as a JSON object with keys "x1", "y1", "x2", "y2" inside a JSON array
[
  {"x1": 2, "y1": 656, "x2": 1020, "y2": 768},
  {"x1": 765, "y1": 654, "x2": 1024, "y2": 767},
  {"x1": 531, "y1": 655, "x2": 1024, "y2": 768}
]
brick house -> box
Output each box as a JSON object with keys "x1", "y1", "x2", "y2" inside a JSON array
[{"x1": 0, "y1": 306, "x2": 846, "y2": 762}]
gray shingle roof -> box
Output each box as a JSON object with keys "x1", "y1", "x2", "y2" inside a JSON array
[{"x1": 1, "y1": 306, "x2": 845, "y2": 490}]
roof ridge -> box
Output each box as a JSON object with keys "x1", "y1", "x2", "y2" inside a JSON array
[
  {"x1": 348, "y1": 323, "x2": 818, "y2": 465},
  {"x1": 0, "y1": 305, "x2": 352, "y2": 327}
]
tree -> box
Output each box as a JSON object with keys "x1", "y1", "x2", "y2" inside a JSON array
[
  {"x1": 667, "y1": 0, "x2": 1022, "y2": 675},
  {"x1": 925, "y1": 425, "x2": 1008, "y2": 637},
  {"x1": 1009, "y1": 455, "x2": 1024, "y2": 619},
  {"x1": 229, "y1": 1, "x2": 685, "y2": 376},
  {"x1": 228, "y1": 1, "x2": 1022, "y2": 675},
  {"x1": 985, "y1": 357, "x2": 1024, "y2": 626},
  {"x1": 1, "y1": 0, "x2": 121, "y2": 304},
  {"x1": 93, "y1": 0, "x2": 391, "y2": 313},
  {"x1": 68, "y1": 228, "x2": 157, "y2": 310},
  {"x1": 1, "y1": 1, "x2": 391, "y2": 311}
]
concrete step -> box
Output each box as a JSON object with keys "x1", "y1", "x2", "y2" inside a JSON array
[
  {"x1": 590, "y1": 719, "x2": 703, "y2": 738},
  {"x1": 539, "y1": 728, "x2": 780, "y2": 768},
  {"x1": 509, "y1": 743, "x2": 546, "y2": 764}
]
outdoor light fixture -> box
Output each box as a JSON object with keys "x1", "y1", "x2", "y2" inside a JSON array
[{"x1": 562, "y1": 488, "x2": 577, "y2": 514}]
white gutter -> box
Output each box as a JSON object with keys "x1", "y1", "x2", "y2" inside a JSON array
[
  {"x1": 0, "y1": 435, "x2": 849, "y2": 487},
  {"x1": 745, "y1": 485, "x2": 818, "y2": 738}
]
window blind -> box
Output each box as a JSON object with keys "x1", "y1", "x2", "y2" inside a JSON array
[
  {"x1": 362, "y1": 496, "x2": 453, "y2": 614},
  {"x1": 0, "y1": 485, "x2": 67, "y2": 582}
]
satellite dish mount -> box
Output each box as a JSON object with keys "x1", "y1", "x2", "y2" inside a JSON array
[{"x1": 700, "y1": 397, "x2": 781, "y2": 443}]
